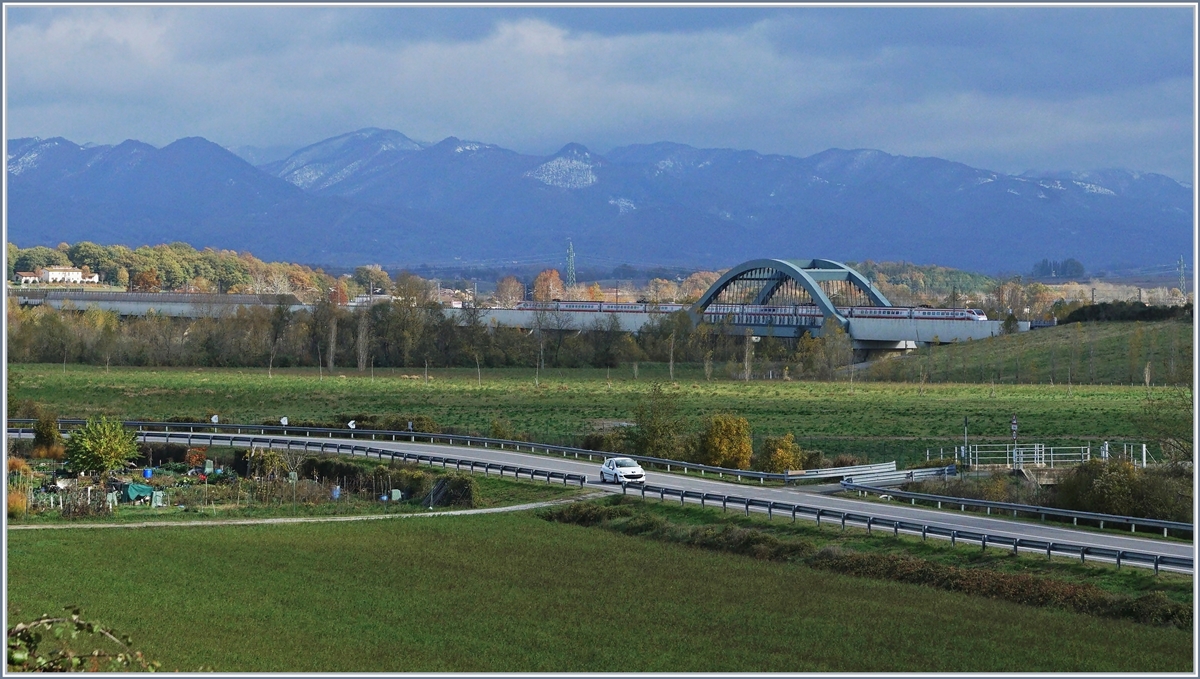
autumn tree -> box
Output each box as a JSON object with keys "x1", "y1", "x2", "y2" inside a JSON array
[
  {"x1": 532, "y1": 269, "x2": 565, "y2": 302},
  {"x1": 754, "y1": 432, "x2": 809, "y2": 472},
  {"x1": 696, "y1": 413, "x2": 753, "y2": 469},
  {"x1": 494, "y1": 276, "x2": 525, "y2": 307},
  {"x1": 130, "y1": 268, "x2": 162, "y2": 292},
  {"x1": 679, "y1": 271, "x2": 721, "y2": 302},
  {"x1": 646, "y1": 278, "x2": 679, "y2": 304}
]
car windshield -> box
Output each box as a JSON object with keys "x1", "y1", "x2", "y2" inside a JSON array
[{"x1": 615, "y1": 459, "x2": 638, "y2": 468}]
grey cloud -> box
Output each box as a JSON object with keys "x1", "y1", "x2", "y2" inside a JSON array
[{"x1": 5, "y1": 7, "x2": 1193, "y2": 182}]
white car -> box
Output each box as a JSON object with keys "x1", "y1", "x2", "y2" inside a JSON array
[{"x1": 599, "y1": 457, "x2": 646, "y2": 485}]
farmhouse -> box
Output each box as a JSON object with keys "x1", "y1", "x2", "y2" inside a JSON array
[{"x1": 15, "y1": 266, "x2": 101, "y2": 285}]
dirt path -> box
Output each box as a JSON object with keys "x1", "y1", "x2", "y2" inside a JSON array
[{"x1": 7, "y1": 493, "x2": 605, "y2": 531}]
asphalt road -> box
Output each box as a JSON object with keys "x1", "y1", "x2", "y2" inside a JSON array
[{"x1": 138, "y1": 431, "x2": 1195, "y2": 567}]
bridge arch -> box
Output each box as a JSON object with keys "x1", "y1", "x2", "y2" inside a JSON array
[{"x1": 691, "y1": 259, "x2": 891, "y2": 326}]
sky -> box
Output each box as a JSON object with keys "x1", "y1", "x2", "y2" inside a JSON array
[{"x1": 4, "y1": 5, "x2": 1196, "y2": 182}]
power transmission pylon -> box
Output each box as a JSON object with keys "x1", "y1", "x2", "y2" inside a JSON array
[{"x1": 565, "y1": 240, "x2": 576, "y2": 289}]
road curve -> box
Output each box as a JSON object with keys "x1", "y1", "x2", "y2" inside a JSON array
[{"x1": 139, "y1": 431, "x2": 1194, "y2": 565}]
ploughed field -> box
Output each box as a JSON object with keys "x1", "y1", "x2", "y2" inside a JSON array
[
  {"x1": 8, "y1": 363, "x2": 1163, "y2": 463},
  {"x1": 6, "y1": 511, "x2": 1192, "y2": 672}
]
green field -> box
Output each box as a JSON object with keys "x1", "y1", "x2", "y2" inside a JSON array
[
  {"x1": 865, "y1": 319, "x2": 1192, "y2": 386},
  {"x1": 7, "y1": 362, "x2": 1171, "y2": 463},
  {"x1": 6, "y1": 511, "x2": 1192, "y2": 672}
]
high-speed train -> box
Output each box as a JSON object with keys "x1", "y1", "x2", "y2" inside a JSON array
[{"x1": 514, "y1": 301, "x2": 988, "y2": 321}]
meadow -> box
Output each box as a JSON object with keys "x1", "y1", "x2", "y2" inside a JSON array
[
  {"x1": 6, "y1": 511, "x2": 1192, "y2": 672},
  {"x1": 8, "y1": 362, "x2": 1168, "y2": 464},
  {"x1": 863, "y1": 319, "x2": 1192, "y2": 386}
]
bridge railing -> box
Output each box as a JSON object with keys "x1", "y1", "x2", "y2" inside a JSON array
[
  {"x1": 7, "y1": 419, "x2": 896, "y2": 485},
  {"x1": 839, "y1": 481, "x2": 1193, "y2": 537},
  {"x1": 963, "y1": 443, "x2": 1092, "y2": 468},
  {"x1": 618, "y1": 482, "x2": 1191, "y2": 573}
]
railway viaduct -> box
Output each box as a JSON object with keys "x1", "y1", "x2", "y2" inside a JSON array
[{"x1": 10, "y1": 259, "x2": 1026, "y2": 351}]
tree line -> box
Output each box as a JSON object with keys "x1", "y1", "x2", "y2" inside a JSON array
[{"x1": 6, "y1": 301, "x2": 857, "y2": 378}]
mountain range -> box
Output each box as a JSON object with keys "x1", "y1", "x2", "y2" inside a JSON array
[{"x1": 7, "y1": 128, "x2": 1193, "y2": 273}]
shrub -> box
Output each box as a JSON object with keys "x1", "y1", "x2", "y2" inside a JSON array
[
  {"x1": 828, "y1": 453, "x2": 865, "y2": 468},
  {"x1": 440, "y1": 473, "x2": 478, "y2": 508},
  {"x1": 581, "y1": 430, "x2": 626, "y2": 453},
  {"x1": 8, "y1": 457, "x2": 33, "y2": 475},
  {"x1": 7, "y1": 492, "x2": 28, "y2": 518},
  {"x1": 7, "y1": 438, "x2": 33, "y2": 458},
  {"x1": 30, "y1": 444, "x2": 66, "y2": 461},
  {"x1": 299, "y1": 456, "x2": 363, "y2": 484},
  {"x1": 184, "y1": 448, "x2": 208, "y2": 469},
  {"x1": 539, "y1": 502, "x2": 635, "y2": 526},
  {"x1": 489, "y1": 418, "x2": 515, "y2": 440},
  {"x1": 382, "y1": 415, "x2": 440, "y2": 434},
  {"x1": 32, "y1": 410, "x2": 63, "y2": 450}
]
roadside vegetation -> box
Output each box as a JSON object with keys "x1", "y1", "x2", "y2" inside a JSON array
[
  {"x1": 540, "y1": 497, "x2": 1194, "y2": 624},
  {"x1": 7, "y1": 510, "x2": 1192, "y2": 672}
]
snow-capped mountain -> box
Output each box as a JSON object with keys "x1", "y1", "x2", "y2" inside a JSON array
[{"x1": 6, "y1": 130, "x2": 1193, "y2": 271}]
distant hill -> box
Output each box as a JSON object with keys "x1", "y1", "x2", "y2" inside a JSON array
[{"x1": 7, "y1": 129, "x2": 1193, "y2": 271}]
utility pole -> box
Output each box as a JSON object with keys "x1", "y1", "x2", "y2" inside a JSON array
[
  {"x1": 1179, "y1": 256, "x2": 1187, "y2": 301},
  {"x1": 565, "y1": 240, "x2": 576, "y2": 289}
]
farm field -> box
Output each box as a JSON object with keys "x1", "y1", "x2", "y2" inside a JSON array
[
  {"x1": 6, "y1": 363, "x2": 1167, "y2": 464},
  {"x1": 6, "y1": 511, "x2": 1192, "y2": 672},
  {"x1": 863, "y1": 319, "x2": 1192, "y2": 386}
]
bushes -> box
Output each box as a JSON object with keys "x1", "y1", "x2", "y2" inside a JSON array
[
  {"x1": 440, "y1": 473, "x2": 478, "y2": 508},
  {"x1": 381, "y1": 415, "x2": 440, "y2": 434},
  {"x1": 581, "y1": 430, "x2": 626, "y2": 453},
  {"x1": 807, "y1": 549, "x2": 1191, "y2": 630},
  {"x1": 300, "y1": 456, "x2": 365, "y2": 483},
  {"x1": 1054, "y1": 459, "x2": 1192, "y2": 522},
  {"x1": 7, "y1": 492, "x2": 28, "y2": 518},
  {"x1": 540, "y1": 501, "x2": 635, "y2": 526}
]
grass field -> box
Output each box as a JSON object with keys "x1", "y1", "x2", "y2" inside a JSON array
[
  {"x1": 6, "y1": 363, "x2": 1170, "y2": 464},
  {"x1": 864, "y1": 319, "x2": 1192, "y2": 386},
  {"x1": 6, "y1": 511, "x2": 1192, "y2": 672}
]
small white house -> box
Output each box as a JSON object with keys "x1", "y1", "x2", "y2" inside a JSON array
[{"x1": 13, "y1": 271, "x2": 39, "y2": 285}]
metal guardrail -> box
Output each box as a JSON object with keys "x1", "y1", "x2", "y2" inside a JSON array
[
  {"x1": 840, "y1": 481, "x2": 1194, "y2": 537},
  {"x1": 7, "y1": 429, "x2": 589, "y2": 488},
  {"x1": 9, "y1": 419, "x2": 893, "y2": 485},
  {"x1": 843, "y1": 465, "x2": 956, "y2": 487},
  {"x1": 621, "y1": 482, "x2": 1193, "y2": 573}
]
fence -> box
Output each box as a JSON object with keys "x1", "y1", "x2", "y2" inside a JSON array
[
  {"x1": 961, "y1": 442, "x2": 1156, "y2": 469},
  {"x1": 617, "y1": 482, "x2": 1192, "y2": 573},
  {"x1": 839, "y1": 481, "x2": 1193, "y2": 538},
  {"x1": 9, "y1": 419, "x2": 897, "y2": 485}
]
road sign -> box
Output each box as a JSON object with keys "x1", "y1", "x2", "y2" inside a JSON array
[
  {"x1": 348, "y1": 420, "x2": 356, "y2": 430},
  {"x1": 280, "y1": 416, "x2": 288, "y2": 426},
  {"x1": 210, "y1": 415, "x2": 219, "y2": 424},
  {"x1": 1011, "y1": 415, "x2": 1018, "y2": 441}
]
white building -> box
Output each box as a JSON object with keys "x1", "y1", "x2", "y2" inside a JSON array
[{"x1": 37, "y1": 267, "x2": 100, "y2": 284}]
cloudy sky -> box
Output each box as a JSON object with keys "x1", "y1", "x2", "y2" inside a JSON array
[{"x1": 5, "y1": 5, "x2": 1195, "y2": 181}]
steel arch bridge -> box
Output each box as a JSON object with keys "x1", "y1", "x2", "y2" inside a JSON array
[{"x1": 690, "y1": 258, "x2": 891, "y2": 330}]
